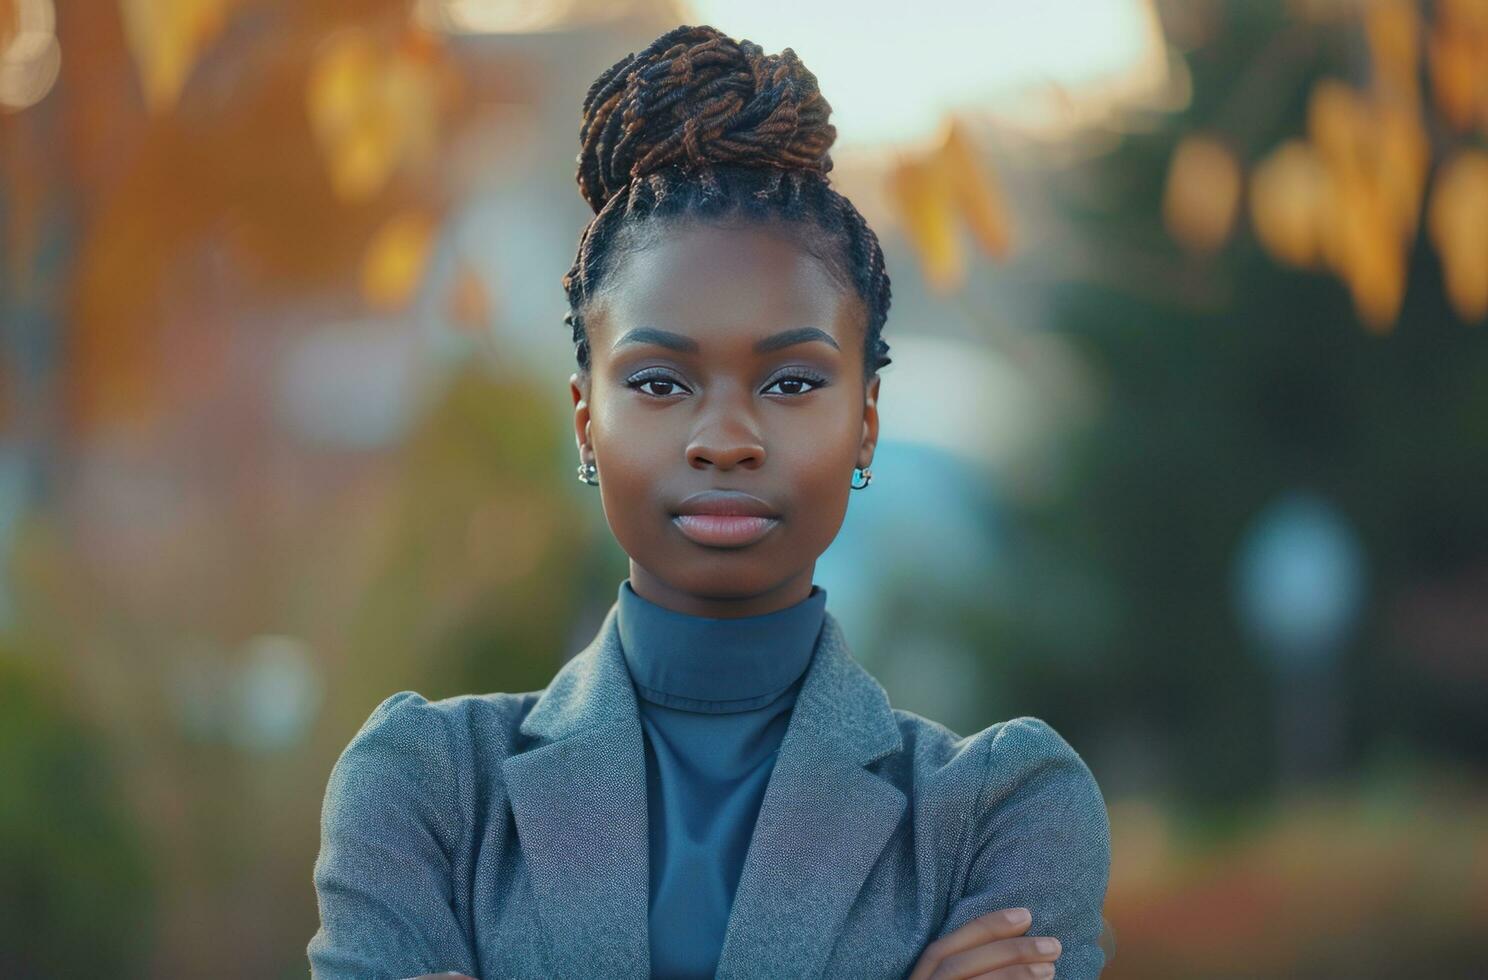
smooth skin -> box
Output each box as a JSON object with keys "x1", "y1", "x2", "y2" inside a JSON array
[{"x1": 570, "y1": 219, "x2": 875, "y2": 619}]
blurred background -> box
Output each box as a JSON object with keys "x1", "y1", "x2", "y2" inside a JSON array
[{"x1": 2, "y1": 0, "x2": 1486, "y2": 976}]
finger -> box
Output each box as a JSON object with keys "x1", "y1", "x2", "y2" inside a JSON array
[
  {"x1": 933, "y1": 936, "x2": 1062, "y2": 980},
  {"x1": 936, "y1": 907, "x2": 1035, "y2": 958},
  {"x1": 967, "y1": 964, "x2": 1057, "y2": 980},
  {"x1": 907, "y1": 908, "x2": 1032, "y2": 980}
]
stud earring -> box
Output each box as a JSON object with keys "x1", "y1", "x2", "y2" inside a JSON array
[
  {"x1": 851, "y1": 466, "x2": 873, "y2": 490},
  {"x1": 577, "y1": 460, "x2": 599, "y2": 486}
]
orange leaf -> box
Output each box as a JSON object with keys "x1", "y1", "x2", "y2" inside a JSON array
[
  {"x1": 1428, "y1": 151, "x2": 1488, "y2": 322},
  {"x1": 1334, "y1": 173, "x2": 1406, "y2": 332},
  {"x1": 1250, "y1": 140, "x2": 1329, "y2": 269},
  {"x1": 1428, "y1": 26, "x2": 1481, "y2": 131},
  {"x1": 1374, "y1": 96, "x2": 1431, "y2": 237},
  {"x1": 1163, "y1": 133, "x2": 1241, "y2": 254},
  {"x1": 1366, "y1": 0, "x2": 1422, "y2": 101}
]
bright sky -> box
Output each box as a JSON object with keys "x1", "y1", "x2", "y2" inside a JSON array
[{"x1": 682, "y1": 0, "x2": 1171, "y2": 149}]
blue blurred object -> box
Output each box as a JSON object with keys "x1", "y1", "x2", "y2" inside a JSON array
[
  {"x1": 1234, "y1": 489, "x2": 1367, "y2": 786},
  {"x1": 228, "y1": 635, "x2": 325, "y2": 753},
  {"x1": 814, "y1": 439, "x2": 1008, "y2": 731},
  {"x1": 1234, "y1": 489, "x2": 1366, "y2": 668}
]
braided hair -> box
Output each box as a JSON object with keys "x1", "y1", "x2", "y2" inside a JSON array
[{"x1": 561, "y1": 24, "x2": 893, "y2": 384}]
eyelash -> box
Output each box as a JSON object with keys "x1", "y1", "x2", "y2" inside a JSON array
[{"x1": 624, "y1": 367, "x2": 829, "y2": 399}]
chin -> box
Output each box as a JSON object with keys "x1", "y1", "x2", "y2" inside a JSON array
[{"x1": 641, "y1": 554, "x2": 780, "y2": 599}]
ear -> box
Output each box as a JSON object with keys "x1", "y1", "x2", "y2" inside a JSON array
[
  {"x1": 570, "y1": 371, "x2": 593, "y2": 463},
  {"x1": 858, "y1": 373, "x2": 880, "y2": 470}
]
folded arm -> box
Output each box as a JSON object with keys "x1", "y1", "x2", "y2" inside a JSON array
[
  {"x1": 309, "y1": 692, "x2": 480, "y2": 980},
  {"x1": 932, "y1": 717, "x2": 1112, "y2": 980}
]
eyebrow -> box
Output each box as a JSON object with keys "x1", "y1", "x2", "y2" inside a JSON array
[{"x1": 612, "y1": 326, "x2": 841, "y2": 355}]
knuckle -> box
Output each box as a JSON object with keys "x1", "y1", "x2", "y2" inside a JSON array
[
  {"x1": 1022, "y1": 936, "x2": 1058, "y2": 958},
  {"x1": 964, "y1": 918, "x2": 996, "y2": 941},
  {"x1": 940, "y1": 950, "x2": 979, "y2": 977}
]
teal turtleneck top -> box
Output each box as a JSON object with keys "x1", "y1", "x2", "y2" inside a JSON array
[{"x1": 614, "y1": 578, "x2": 828, "y2": 980}]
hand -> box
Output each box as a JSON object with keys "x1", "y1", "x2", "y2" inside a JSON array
[{"x1": 906, "y1": 907, "x2": 1062, "y2": 980}]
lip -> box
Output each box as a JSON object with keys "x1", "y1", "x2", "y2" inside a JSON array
[
  {"x1": 674, "y1": 490, "x2": 779, "y2": 518},
  {"x1": 672, "y1": 490, "x2": 781, "y2": 548}
]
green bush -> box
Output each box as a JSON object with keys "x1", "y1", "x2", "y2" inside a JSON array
[{"x1": 0, "y1": 650, "x2": 154, "y2": 978}]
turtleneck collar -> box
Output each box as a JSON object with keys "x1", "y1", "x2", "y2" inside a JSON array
[{"x1": 615, "y1": 578, "x2": 828, "y2": 712}]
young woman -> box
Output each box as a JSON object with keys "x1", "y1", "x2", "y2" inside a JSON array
[{"x1": 309, "y1": 24, "x2": 1111, "y2": 980}]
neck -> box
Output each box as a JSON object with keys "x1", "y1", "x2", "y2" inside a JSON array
[{"x1": 627, "y1": 560, "x2": 817, "y2": 618}]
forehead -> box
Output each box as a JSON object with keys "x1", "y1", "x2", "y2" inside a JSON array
[{"x1": 591, "y1": 221, "x2": 858, "y2": 350}]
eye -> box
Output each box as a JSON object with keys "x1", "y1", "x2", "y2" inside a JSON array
[
  {"x1": 763, "y1": 370, "x2": 829, "y2": 396},
  {"x1": 625, "y1": 368, "x2": 692, "y2": 398}
]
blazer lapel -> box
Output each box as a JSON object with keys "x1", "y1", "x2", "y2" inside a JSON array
[
  {"x1": 502, "y1": 601, "x2": 907, "y2": 980},
  {"x1": 501, "y1": 602, "x2": 651, "y2": 978},
  {"x1": 714, "y1": 609, "x2": 908, "y2": 980}
]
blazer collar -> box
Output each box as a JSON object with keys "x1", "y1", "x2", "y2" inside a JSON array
[{"x1": 502, "y1": 598, "x2": 907, "y2": 979}]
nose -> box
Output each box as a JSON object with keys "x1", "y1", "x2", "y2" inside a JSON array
[{"x1": 686, "y1": 399, "x2": 765, "y2": 472}]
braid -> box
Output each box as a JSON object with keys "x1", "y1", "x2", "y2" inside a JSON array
[{"x1": 561, "y1": 24, "x2": 892, "y2": 383}]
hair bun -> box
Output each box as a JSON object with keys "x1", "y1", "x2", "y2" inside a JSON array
[{"x1": 575, "y1": 24, "x2": 837, "y2": 214}]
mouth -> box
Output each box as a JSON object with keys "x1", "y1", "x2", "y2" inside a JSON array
[
  {"x1": 671, "y1": 513, "x2": 780, "y2": 548},
  {"x1": 672, "y1": 490, "x2": 781, "y2": 548}
]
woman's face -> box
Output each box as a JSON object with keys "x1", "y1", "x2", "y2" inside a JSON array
[{"x1": 571, "y1": 219, "x2": 880, "y2": 618}]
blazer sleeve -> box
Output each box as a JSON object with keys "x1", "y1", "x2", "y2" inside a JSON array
[
  {"x1": 935, "y1": 716, "x2": 1112, "y2": 980},
  {"x1": 307, "y1": 691, "x2": 480, "y2": 980}
]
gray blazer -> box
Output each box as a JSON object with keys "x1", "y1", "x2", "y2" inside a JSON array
[{"x1": 308, "y1": 600, "x2": 1111, "y2": 979}]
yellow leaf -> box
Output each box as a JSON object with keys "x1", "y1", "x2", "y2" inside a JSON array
[
  {"x1": 307, "y1": 27, "x2": 446, "y2": 203},
  {"x1": 1308, "y1": 79, "x2": 1370, "y2": 177},
  {"x1": 1250, "y1": 140, "x2": 1330, "y2": 269},
  {"x1": 1428, "y1": 150, "x2": 1488, "y2": 322},
  {"x1": 119, "y1": 0, "x2": 236, "y2": 113},
  {"x1": 1163, "y1": 133, "x2": 1241, "y2": 253},
  {"x1": 938, "y1": 118, "x2": 1013, "y2": 260},
  {"x1": 362, "y1": 210, "x2": 437, "y2": 312},
  {"x1": 886, "y1": 155, "x2": 963, "y2": 293},
  {"x1": 306, "y1": 29, "x2": 380, "y2": 143}
]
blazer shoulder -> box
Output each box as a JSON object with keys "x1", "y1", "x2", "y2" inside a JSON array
[
  {"x1": 890, "y1": 709, "x2": 1067, "y2": 780},
  {"x1": 959, "y1": 715, "x2": 1110, "y2": 896},
  {"x1": 965, "y1": 715, "x2": 1104, "y2": 814},
  {"x1": 890, "y1": 711, "x2": 1106, "y2": 838},
  {"x1": 892, "y1": 709, "x2": 1087, "y2": 764},
  {"x1": 334, "y1": 687, "x2": 545, "y2": 793},
  {"x1": 381, "y1": 687, "x2": 546, "y2": 762}
]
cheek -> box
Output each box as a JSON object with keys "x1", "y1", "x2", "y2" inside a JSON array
[
  {"x1": 590, "y1": 389, "x2": 671, "y2": 468},
  {"x1": 778, "y1": 404, "x2": 860, "y2": 514},
  {"x1": 593, "y1": 436, "x2": 669, "y2": 518}
]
